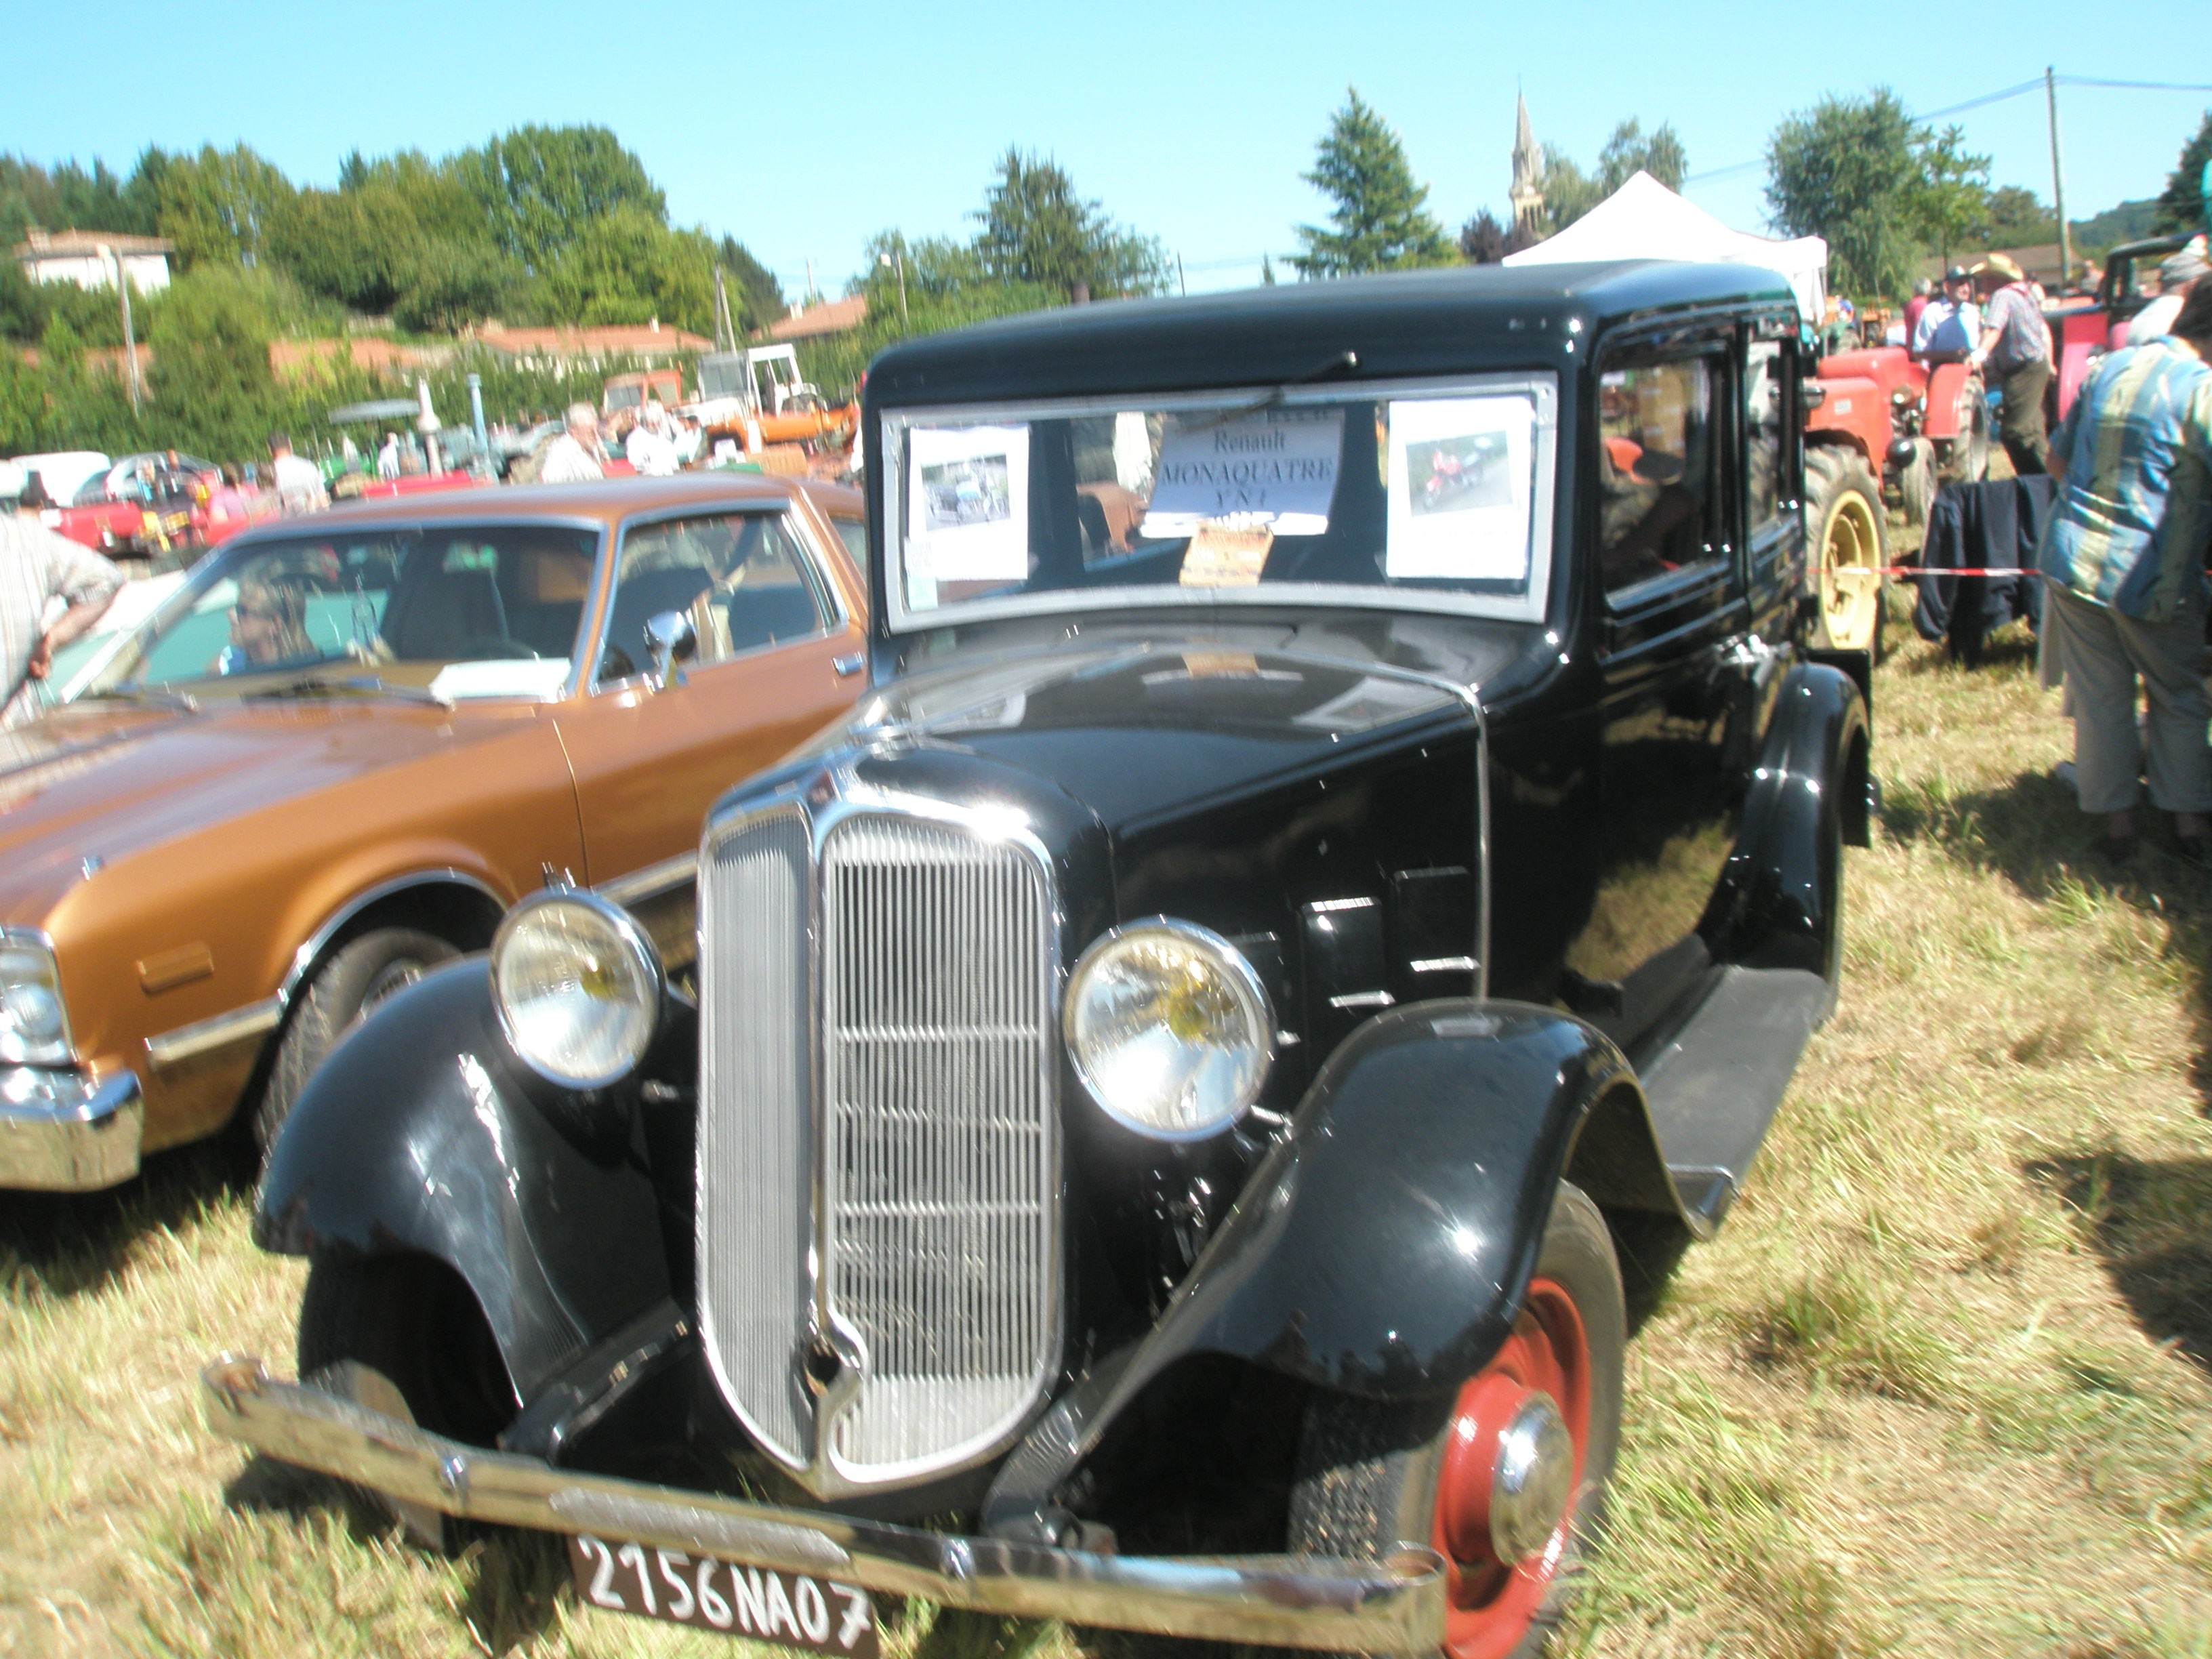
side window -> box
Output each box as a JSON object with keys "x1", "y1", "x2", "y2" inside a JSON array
[
  {"x1": 1597, "y1": 356, "x2": 1719, "y2": 598},
  {"x1": 830, "y1": 514, "x2": 869, "y2": 580},
  {"x1": 599, "y1": 512, "x2": 827, "y2": 685},
  {"x1": 1745, "y1": 342, "x2": 1785, "y2": 537}
]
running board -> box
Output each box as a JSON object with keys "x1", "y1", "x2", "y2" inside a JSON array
[{"x1": 1636, "y1": 966, "x2": 1832, "y2": 1229}]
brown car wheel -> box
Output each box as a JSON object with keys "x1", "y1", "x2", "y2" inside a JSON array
[
  {"x1": 255, "y1": 926, "x2": 458, "y2": 1158},
  {"x1": 1285, "y1": 1184, "x2": 1626, "y2": 1659}
]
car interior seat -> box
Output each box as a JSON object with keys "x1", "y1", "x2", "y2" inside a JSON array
[
  {"x1": 721, "y1": 583, "x2": 823, "y2": 653},
  {"x1": 600, "y1": 565, "x2": 714, "y2": 681},
  {"x1": 380, "y1": 561, "x2": 510, "y2": 660}
]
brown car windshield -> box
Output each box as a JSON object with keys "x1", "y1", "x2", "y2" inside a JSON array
[{"x1": 89, "y1": 525, "x2": 601, "y2": 700}]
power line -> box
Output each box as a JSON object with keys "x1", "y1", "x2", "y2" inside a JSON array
[{"x1": 1682, "y1": 71, "x2": 2212, "y2": 190}]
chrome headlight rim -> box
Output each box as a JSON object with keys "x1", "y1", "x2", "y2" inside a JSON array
[
  {"x1": 0, "y1": 926, "x2": 73, "y2": 1069},
  {"x1": 489, "y1": 888, "x2": 664, "y2": 1090},
  {"x1": 1063, "y1": 916, "x2": 1274, "y2": 1143}
]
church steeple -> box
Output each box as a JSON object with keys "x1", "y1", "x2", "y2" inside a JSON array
[{"x1": 1509, "y1": 92, "x2": 1544, "y2": 234}]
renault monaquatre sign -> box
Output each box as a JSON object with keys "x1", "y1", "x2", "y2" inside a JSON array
[{"x1": 1141, "y1": 407, "x2": 1343, "y2": 537}]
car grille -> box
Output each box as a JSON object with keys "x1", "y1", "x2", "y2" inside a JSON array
[{"x1": 697, "y1": 803, "x2": 1059, "y2": 1487}]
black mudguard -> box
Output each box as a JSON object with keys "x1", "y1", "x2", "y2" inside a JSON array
[
  {"x1": 985, "y1": 1000, "x2": 1671, "y2": 1533},
  {"x1": 1715, "y1": 661, "x2": 1869, "y2": 976},
  {"x1": 254, "y1": 958, "x2": 672, "y2": 1401}
]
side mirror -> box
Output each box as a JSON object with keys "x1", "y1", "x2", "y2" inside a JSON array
[{"x1": 644, "y1": 609, "x2": 697, "y2": 691}]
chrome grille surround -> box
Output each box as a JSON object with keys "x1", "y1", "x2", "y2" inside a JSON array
[{"x1": 696, "y1": 777, "x2": 1062, "y2": 1495}]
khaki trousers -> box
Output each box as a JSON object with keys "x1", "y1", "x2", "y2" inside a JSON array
[{"x1": 2045, "y1": 582, "x2": 2212, "y2": 815}]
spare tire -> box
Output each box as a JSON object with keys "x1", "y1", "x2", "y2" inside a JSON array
[{"x1": 1805, "y1": 445, "x2": 1887, "y2": 657}]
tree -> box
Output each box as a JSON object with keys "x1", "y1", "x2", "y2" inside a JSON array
[
  {"x1": 1766, "y1": 89, "x2": 1922, "y2": 299},
  {"x1": 1458, "y1": 207, "x2": 1536, "y2": 264},
  {"x1": 2157, "y1": 110, "x2": 2211, "y2": 234},
  {"x1": 1292, "y1": 89, "x2": 1455, "y2": 277},
  {"x1": 1535, "y1": 146, "x2": 1605, "y2": 236},
  {"x1": 146, "y1": 264, "x2": 276, "y2": 457},
  {"x1": 974, "y1": 149, "x2": 1167, "y2": 300},
  {"x1": 1980, "y1": 185, "x2": 2055, "y2": 247},
  {"x1": 1597, "y1": 119, "x2": 1688, "y2": 192},
  {"x1": 1903, "y1": 123, "x2": 1990, "y2": 265},
  {"x1": 716, "y1": 235, "x2": 784, "y2": 331},
  {"x1": 539, "y1": 207, "x2": 714, "y2": 333},
  {"x1": 155, "y1": 144, "x2": 293, "y2": 269},
  {"x1": 451, "y1": 125, "x2": 666, "y2": 268}
]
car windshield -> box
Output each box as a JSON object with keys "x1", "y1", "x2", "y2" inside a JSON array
[
  {"x1": 880, "y1": 373, "x2": 1557, "y2": 630},
  {"x1": 85, "y1": 523, "x2": 601, "y2": 701}
]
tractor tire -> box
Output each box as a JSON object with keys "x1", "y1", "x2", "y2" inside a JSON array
[
  {"x1": 1938, "y1": 377, "x2": 1991, "y2": 485},
  {"x1": 1805, "y1": 446, "x2": 1887, "y2": 658},
  {"x1": 1897, "y1": 438, "x2": 1936, "y2": 553}
]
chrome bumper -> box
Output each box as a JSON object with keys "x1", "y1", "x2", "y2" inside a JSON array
[
  {"x1": 0, "y1": 1067, "x2": 143, "y2": 1190},
  {"x1": 201, "y1": 1356, "x2": 1444, "y2": 1652}
]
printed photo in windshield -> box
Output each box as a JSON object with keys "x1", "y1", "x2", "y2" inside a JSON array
[{"x1": 882, "y1": 376, "x2": 1556, "y2": 628}]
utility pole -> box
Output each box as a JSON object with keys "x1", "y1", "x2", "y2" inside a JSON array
[
  {"x1": 106, "y1": 245, "x2": 141, "y2": 415},
  {"x1": 2045, "y1": 66, "x2": 2073, "y2": 291},
  {"x1": 1177, "y1": 253, "x2": 1187, "y2": 297}
]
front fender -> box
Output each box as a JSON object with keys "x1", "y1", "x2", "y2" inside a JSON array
[
  {"x1": 985, "y1": 1001, "x2": 1668, "y2": 1535},
  {"x1": 1713, "y1": 661, "x2": 1868, "y2": 977},
  {"x1": 253, "y1": 958, "x2": 672, "y2": 1401}
]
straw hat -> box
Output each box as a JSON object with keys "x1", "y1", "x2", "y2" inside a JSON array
[{"x1": 1974, "y1": 253, "x2": 2025, "y2": 282}]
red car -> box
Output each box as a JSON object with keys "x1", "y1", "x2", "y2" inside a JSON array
[{"x1": 49, "y1": 451, "x2": 222, "y2": 559}]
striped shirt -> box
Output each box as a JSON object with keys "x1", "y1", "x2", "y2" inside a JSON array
[
  {"x1": 1, "y1": 514, "x2": 123, "y2": 729},
  {"x1": 2036, "y1": 337, "x2": 2212, "y2": 623},
  {"x1": 1979, "y1": 282, "x2": 2049, "y2": 376}
]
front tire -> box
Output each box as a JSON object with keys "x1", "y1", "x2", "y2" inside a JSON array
[
  {"x1": 1805, "y1": 447, "x2": 1887, "y2": 657},
  {"x1": 1286, "y1": 1184, "x2": 1626, "y2": 1659},
  {"x1": 255, "y1": 925, "x2": 457, "y2": 1156}
]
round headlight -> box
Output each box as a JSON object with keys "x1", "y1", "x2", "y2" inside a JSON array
[
  {"x1": 491, "y1": 891, "x2": 663, "y2": 1088},
  {"x1": 1064, "y1": 919, "x2": 1272, "y2": 1141}
]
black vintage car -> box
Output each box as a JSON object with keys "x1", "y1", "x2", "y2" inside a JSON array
[{"x1": 207, "y1": 261, "x2": 1870, "y2": 1659}]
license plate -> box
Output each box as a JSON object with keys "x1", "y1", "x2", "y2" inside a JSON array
[{"x1": 569, "y1": 1534, "x2": 880, "y2": 1657}]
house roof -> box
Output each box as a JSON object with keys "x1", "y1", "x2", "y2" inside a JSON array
[
  {"x1": 475, "y1": 321, "x2": 710, "y2": 356},
  {"x1": 758, "y1": 295, "x2": 868, "y2": 341},
  {"x1": 13, "y1": 228, "x2": 175, "y2": 259}
]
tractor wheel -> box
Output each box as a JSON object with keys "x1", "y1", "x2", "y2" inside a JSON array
[
  {"x1": 1897, "y1": 438, "x2": 1936, "y2": 552},
  {"x1": 1938, "y1": 377, "x2": 1991, "y2": 485},
  {"x1": 1805, "y1": 447, "x2": 1887, "y2": 657}
]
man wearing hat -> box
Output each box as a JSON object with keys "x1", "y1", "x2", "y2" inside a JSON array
[
  {"x1": 2126, "y1": 241, "x2": 2209, "y2": 346},
  {"x1": 1971, "y1": 252, "x2": 2055, "y2": 474},
  {"x1": 1912, "y1": 265, "x2": 1981, "y2": 361}
]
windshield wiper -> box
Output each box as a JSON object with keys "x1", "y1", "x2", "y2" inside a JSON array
[
  {"x1": 84, "y1": 687, "x2": 199, "y2": 713},
  {"x1": 1187, "y1": 350, "x2": 1362, "y2": 429},
  {"x1": 243, "y1": 674, "x2": 454, "y2": 710}
]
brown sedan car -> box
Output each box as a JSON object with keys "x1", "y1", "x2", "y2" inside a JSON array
[{"x1": 0, "y1": 473, "x2": 869, "y2": 1190}]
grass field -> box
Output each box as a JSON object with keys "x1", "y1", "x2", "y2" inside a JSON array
[{"x1": 5, "y1": 594, "x2": 2211, "y2": 1657}]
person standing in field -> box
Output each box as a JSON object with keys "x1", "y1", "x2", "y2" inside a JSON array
[
  {"x1": 1, "y1": 472, "x2": 122, "y2": 730},
  {"x1": 2036, "y1": 278, "x2": 2212, "y2": 861},
  {"x1": 538, "y1": 403, "x2": 607, "y2": 484},
  {"x1": 1971, "y1": 253, "x2": 2055, "y2": 475},
  {"x1": 268, "y1": 433, "x2": 329, "y2": 516}
]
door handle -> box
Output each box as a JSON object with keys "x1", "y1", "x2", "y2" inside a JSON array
[{"x1": 833, "y1": 653, "x2": 865, "y2": 678}]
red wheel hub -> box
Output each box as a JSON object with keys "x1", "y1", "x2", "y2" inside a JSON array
[{"x1": 1429, "y1": 1278, "x2": 1592, "y2": 1659}]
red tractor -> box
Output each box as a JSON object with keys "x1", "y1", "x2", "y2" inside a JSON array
[{"x1": 1797, "y1": 346, "x2": 1991, "y2": 654}]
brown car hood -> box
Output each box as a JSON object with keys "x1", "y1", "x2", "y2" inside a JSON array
[{"x1": 0, "y1": 696, "x2": 546, "y2": 922}]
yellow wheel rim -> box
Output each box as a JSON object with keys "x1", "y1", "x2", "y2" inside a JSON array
[{"x1": 1818, "y1": 492, "x2": 1881, "y2": 651}]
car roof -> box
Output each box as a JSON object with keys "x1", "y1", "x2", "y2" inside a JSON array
[
  {"x1": 866, "y1": 260, "x2": 1798, "y2": 407},
  {"x1": 220, "y1": 472, "x2": 861, "y2": 548}
]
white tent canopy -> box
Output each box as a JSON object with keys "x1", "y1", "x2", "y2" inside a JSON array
[{"x1": 1504, "y1": 171, "x2": 1828, "y2": 327}]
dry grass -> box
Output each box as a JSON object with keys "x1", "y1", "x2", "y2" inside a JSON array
[{"x1": 6, "y1": 590, "x2": 2212, "y2": 1656}]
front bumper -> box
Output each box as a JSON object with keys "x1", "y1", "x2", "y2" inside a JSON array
[
  {"x1": 201, "y1": 1356, "x2": 1445, "y2": 1653},
  {"x1": 0, "y1": 1067, "x2": 143, "y2": 1189}
]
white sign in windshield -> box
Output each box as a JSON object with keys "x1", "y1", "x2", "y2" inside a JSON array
[
  {"x1": 1385, "y1": 395, "x2": 1536, "y2": 581},
  {"x1": 905, "y1": 424, "x2": 1031, "y2": 592},
  {"x1": 1141, "y1": 407, "x2": 1343, "y2": 538}
]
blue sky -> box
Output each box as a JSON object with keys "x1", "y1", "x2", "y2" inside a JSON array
[{"x1": 7, "y1": 0, "x2": 2207, "y2": 300}]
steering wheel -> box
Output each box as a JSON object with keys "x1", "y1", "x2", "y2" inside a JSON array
[{"x1": 450, "y1": 637, "x2": 539, "y2": 660}]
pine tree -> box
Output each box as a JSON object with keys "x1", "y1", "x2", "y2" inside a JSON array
[{"x1": 1290, "y1": 90, "x2": 1456, "y2": 278}]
